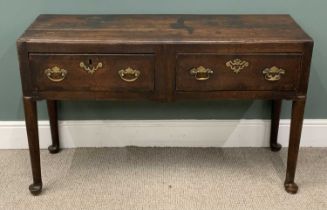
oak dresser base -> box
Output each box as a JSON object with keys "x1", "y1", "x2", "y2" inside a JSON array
[{"x1": 17, "y1": 15, "x2": 313, "y2": 195}]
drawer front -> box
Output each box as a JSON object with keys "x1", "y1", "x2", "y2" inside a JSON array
[
  {"x1": 176, "y1": 54, "x2": 302, "y2": 91},
  {"x1": 29, "y1": 54, "x2": 155, "y2": 92}
]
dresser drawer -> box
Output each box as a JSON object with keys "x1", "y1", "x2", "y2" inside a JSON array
[
  {"x1": 29, "y1": 54, "x2": 155, "y2": 92},
  {"x1": 176, "y1": 54, "x2": 302, "y2": 91}
]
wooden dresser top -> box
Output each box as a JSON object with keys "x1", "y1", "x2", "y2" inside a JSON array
[{"x1": 18, "y1": 14, "x2": 312, "y2": 44}]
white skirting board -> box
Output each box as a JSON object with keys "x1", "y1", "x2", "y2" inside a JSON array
[{"x1": 0, "y1": 120, "x2": 326, "y2": 149}]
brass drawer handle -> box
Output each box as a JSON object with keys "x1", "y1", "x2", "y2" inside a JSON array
[
  {"x1": 118, "y1": 67, "x2": 141, "y2": 82},
  {"x1": 226, "y1": 59, "x2": 249, "y2": 74},
  {"x1": 80, "y1": 61, "x2": 103, "y2": 74},
  {"x1": 263, "y1": 66, "x2": 285, "y2": 82},
  {"x1": 44, "y1": 66, "x2": 67, "y2": 82},
  {"x1": 190, "y1": 66, "x2": 213, "y2": 81}
]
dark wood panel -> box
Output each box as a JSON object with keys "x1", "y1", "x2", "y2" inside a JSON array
[
  {"x1": 19, "y1": 15, "x2": 312, "y2": 44},
  {"x1": 32, "y1": 90, "x2": 300, "y2": 101},
  {"x1": 24, "y1": 43, "x2": 306, "y2": 54},
  {"x1": 29, "y1": 54, "x2": 155, "y2": 92},
  {"x1": 174, "y1": 91, "x2": 301, "y2": 100},
  {"x1": 34, "y1": 91, "x2": 156, "y2": 101},
  {"x1": 176, "y1": 53, "x2": 302, "y2": 91}
]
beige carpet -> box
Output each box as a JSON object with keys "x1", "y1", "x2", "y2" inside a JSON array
[{"x1": 0, "y1": 148, "x2": 326, "y2": 210}]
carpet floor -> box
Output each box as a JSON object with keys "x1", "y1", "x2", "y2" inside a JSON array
[{"x1": 0, "y1": 148, "x2": 326, "y2": 210}]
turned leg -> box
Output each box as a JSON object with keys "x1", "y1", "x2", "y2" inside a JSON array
[
  {"x1": 284, "y1": 99, "x2": 306, "y2": 194},
  {"x1": 47, "y1": 100, "x2": 60, "y2": 154},
  {"x1": 23, "y1": 97, "x2": 42, "y2": 195},
  {"x1": 270, "y1": 100, "x2": 282, "y2": 152}
]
